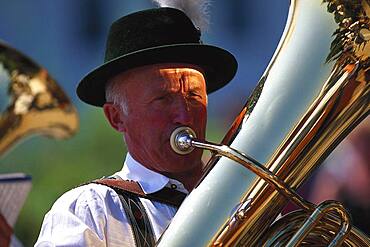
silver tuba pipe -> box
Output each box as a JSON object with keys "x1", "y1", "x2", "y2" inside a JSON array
[{"x1": 157, "y1": 0, "x2": 370, "y2": 246}]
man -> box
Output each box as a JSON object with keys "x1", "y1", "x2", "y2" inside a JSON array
[{"x1": 35, "y1": 7, "x2": 237, "y2": 246}]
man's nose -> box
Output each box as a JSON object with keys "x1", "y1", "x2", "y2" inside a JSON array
[{"x1": 172, "y1": 97, "x2": 193, "y2": 126}]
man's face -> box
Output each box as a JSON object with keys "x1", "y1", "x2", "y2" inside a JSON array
[{"x1": 106, "y1": 63, "x2": 207, "y2": 177}]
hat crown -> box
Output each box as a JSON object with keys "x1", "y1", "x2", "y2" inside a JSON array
[{"x1": 105, "y1": 8, "x2": 201, "y2": 62}]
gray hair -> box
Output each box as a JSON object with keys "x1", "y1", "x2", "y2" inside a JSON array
[{"x1": 105, "y1": 80, "x2": 129, "y2": 115}]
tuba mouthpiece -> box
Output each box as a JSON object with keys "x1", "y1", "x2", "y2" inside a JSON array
[{"x1": 170, "y1": 126, "x2": 196, "y2": 155}]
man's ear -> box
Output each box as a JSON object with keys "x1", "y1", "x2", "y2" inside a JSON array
[{"x1": 103, "y1": 103, "x2": 127, "y2": 133}]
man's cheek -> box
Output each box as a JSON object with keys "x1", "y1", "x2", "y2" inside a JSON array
[{"x1": 146, "y1": 114, "x2": 169, "y2": 126}]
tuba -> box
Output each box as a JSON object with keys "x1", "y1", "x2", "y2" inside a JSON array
[
  {"x1": 0, "y1": 41, "x2": 79, "y2": 155},
  {"x1": 0, "y1": 41, "x2": 79, "y2": 245},
  {"x1": 158, "y1": 0, "x2": 370, "y2": 246}
]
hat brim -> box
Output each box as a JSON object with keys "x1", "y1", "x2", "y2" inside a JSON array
[{"x1": 77, "y1": 43, "x2": 237, "y2": 107}]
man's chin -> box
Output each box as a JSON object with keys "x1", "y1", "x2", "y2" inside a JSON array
[{"x1": 165, "y1": 153, "x2": 202, "y2": 170}]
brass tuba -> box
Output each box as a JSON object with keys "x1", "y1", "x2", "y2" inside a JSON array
[
  {"x1": 0, "y1": 41, "x2": 79, "y2": 155},
  {"x1": 158, "y1": 0, "x2": 370, "y2": 246},
  {"x1": 0, "y1": 41, "x2": 79, "y2": 245}
]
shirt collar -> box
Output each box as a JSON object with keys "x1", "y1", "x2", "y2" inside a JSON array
[{"x1": 114, "y1": 153, "x2": 188, "y2": 195}]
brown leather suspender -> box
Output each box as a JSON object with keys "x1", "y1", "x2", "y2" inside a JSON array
[
  {"x1": 92, "y1": 178, "x2": 187, "y2": 246},
  {"x1": 94, "y1": 178, "x2": 186, "y2": 207}
]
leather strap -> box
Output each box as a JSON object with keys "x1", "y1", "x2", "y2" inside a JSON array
[
  {"x1": 91, "y1": 178, "x2": 187, "y2": 246},
  {"x1": 117, "y1": 193, "x2": 155, "y2": 246},
  {"x1": 93, "y1": 178, "x2": 187, "y2": 208}
]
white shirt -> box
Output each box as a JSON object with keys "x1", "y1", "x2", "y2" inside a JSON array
[{"x1": 35, "y1": 153, "x2": 188, "y2": 247}]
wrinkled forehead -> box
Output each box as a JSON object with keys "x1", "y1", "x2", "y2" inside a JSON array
[
  {"x1": 109, "y1": 63, "x2": 206, "y2": 90},
  {"x1": 127, "y1": 63, "x2": 204, "y2": 78},
  {"x1": 151, "y1": 63, "x2": 205, "y2": 75}
]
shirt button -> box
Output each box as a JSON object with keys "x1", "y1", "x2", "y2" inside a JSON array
[{"x1": 171, "y1": 184, "x2": 177, "y2": 189}]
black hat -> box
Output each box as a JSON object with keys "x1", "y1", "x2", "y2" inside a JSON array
[{"x1": 77, "y1": 7, "x2": 237, "y2": 107}]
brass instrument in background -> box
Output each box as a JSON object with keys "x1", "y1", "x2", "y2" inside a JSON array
[
  {"x1": 159, "y1": 0, "x2": 370, "y2": 246},
  {"x1": 0, "y1": 41, "x2": 79, "y2": 245},
  {"x1": 0, "y1": 41, "x2": 79, "y2": 155}
]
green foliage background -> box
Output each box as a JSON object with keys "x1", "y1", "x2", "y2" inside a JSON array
[{"x1": 0, "y1": 107, "x2": 224, "y2": 246}]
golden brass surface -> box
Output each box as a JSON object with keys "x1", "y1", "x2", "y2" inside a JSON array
[
  {"x1": 0, "y1": 42, "x2": 79, "y2": 155},
  {"x1": 285, "y1": 201, "x2": 351, "y2": 247},
  {"x1": 177, "y1": 129, "x2": 366, "y2": 246},
  {"x1": 259, "y1": 207, "x2": 370, "y2": 246},
  {"x1": 209, "y1": 0, "x2": 370, "y2": 246},
  {"x1": 157, "y1": 0, "x2": 370, "y2": 246}
]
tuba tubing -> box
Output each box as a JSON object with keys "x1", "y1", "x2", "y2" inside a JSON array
[{"x1": 157, "y1": 0, "x2": 370, "y2": 246}]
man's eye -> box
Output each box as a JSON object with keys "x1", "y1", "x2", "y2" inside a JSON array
[
  {"x1": 189, "y1": 92, "x2": 202, "y2": 99},
  {"x1": 153, "y1": 95, "x2": 167, "y2": 102}
]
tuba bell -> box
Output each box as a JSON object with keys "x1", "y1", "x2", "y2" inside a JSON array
[
  {"x1": 0, "y1": 41, "x2": 79, "y2": 245},
  {"x1": 0, "y1": 41, "x2": 79, "y2": 155},
  {"x1": 158, "y1": 0, "x2": 370, "y2": 246}
]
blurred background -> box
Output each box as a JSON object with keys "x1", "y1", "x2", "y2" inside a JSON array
[{"x1": 0, "y1": 0, "x2": 368, "y2": 245}]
